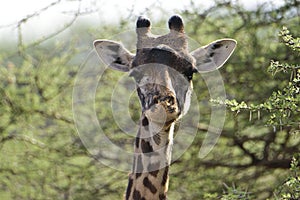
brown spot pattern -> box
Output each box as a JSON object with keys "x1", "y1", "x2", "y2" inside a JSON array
[
  {"x1": 125, "y1": 178, "x2": 133, "y2": 200},
  {"x1": 159, "y1": 193, "x2": 167, "y2": 200},
  {"x1": 133, "y1": 189, "x2": 142, "y2": 200},
  {"x1": 161, "y1": 166, "x2": 169, "y2": 186},
  {"x1": 143, "y1": 177, "x2": 157, "y2": 194},
  {"x1": 141, "y1": 139, "x2": 154, "y2": 153}
]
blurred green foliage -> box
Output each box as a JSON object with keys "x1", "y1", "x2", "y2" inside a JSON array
[
  {"x1": 274, "y1": 154, "x2": 300, "y2": 200},
  {"x1": 0, "y1": 0, "x2": 299, "y2": 199}
]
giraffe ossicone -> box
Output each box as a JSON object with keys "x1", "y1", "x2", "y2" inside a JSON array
[{"x1": 94, "y1": 15, "x2": 236, "y2": 200}]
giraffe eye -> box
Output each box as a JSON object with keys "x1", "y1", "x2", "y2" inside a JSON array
[{"x1": 183, "y1": 69, "x2": 194, "y2": 81}]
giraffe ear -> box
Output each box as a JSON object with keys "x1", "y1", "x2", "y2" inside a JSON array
[
  {"x1": 191, "y1": 39, "x2": 237, "y2": 72},
  {"x1": 94, "y1": 39, "x2": 134, "y2": 72}
]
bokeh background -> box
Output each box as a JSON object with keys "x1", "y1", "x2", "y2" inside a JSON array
[{"x1": 0, "y1": 0, "x2": 299, "y2": 199}]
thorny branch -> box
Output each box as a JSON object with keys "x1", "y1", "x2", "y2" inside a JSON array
[
  {"x1": 4, "y1": 0, "x2": 98, "y2": 59},
  {"x1": 0, "y1": 0, "x2": 62, "y2": 29},
  {"x1": 195, "y1": 122, "x2": 299, "y2": 170},
  {"x1": 17, "y1": 0, "x2": 79, "y2": 57}
]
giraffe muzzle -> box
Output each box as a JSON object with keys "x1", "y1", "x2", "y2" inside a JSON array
[{"x1": 144, "y1": 92, "x2": 180, "y2": 126}]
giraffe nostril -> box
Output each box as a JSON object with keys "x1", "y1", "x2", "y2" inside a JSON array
[
  {"x1": 160, "y1": 96, "x2": 175, "y2": 105},
  {"x1": 168, "y1": 96, "x2": 175, "y2": 105}
]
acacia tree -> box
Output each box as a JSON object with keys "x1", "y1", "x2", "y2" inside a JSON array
[
  {"x1": 0, "y1": 0, "x2": 299, "y2": 200},
  {"x1": 0, "y1": 1, "x2": 126, "y2": 199},
  {"x1": 171, "y1": 1, "x2": 299, "y2": 199},
  {"x1": 217, "y1": 26, "x2": 300, "y2": 200}
]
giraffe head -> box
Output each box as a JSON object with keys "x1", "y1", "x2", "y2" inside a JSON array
[{"x1": 94, "y1": 15, "x2": 236, "y2": 128}]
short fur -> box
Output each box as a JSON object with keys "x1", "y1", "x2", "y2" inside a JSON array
[{"x1": 94, "y1": 15, "x2": 236, "y2": 200}]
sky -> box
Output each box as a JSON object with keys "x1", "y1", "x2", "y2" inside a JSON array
[
  {"x1": 0, "y1": 0, "x2": 204, "y2": 27},
  {"x1": 0, "y1": 0, "x2": 285, "y2": 41},
  {"x1": 0, "y1": 0, "x2": 286, "y2": 25}
]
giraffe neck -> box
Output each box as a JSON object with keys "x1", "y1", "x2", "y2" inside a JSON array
[{"x1": 125, "y1": 114, "x2": 175, "y2": 200}]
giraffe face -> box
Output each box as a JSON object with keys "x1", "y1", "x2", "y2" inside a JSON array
[
  {"x1": 129, "y1": 47, "x2": 195, "y2": 123},
  {"x1": 94, "y1": 15, "x2": 237, "y2": 124}
]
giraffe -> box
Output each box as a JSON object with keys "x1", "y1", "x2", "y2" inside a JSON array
[{"x1": 94, "y1": 15, "x2": 236, "y2": 200}]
